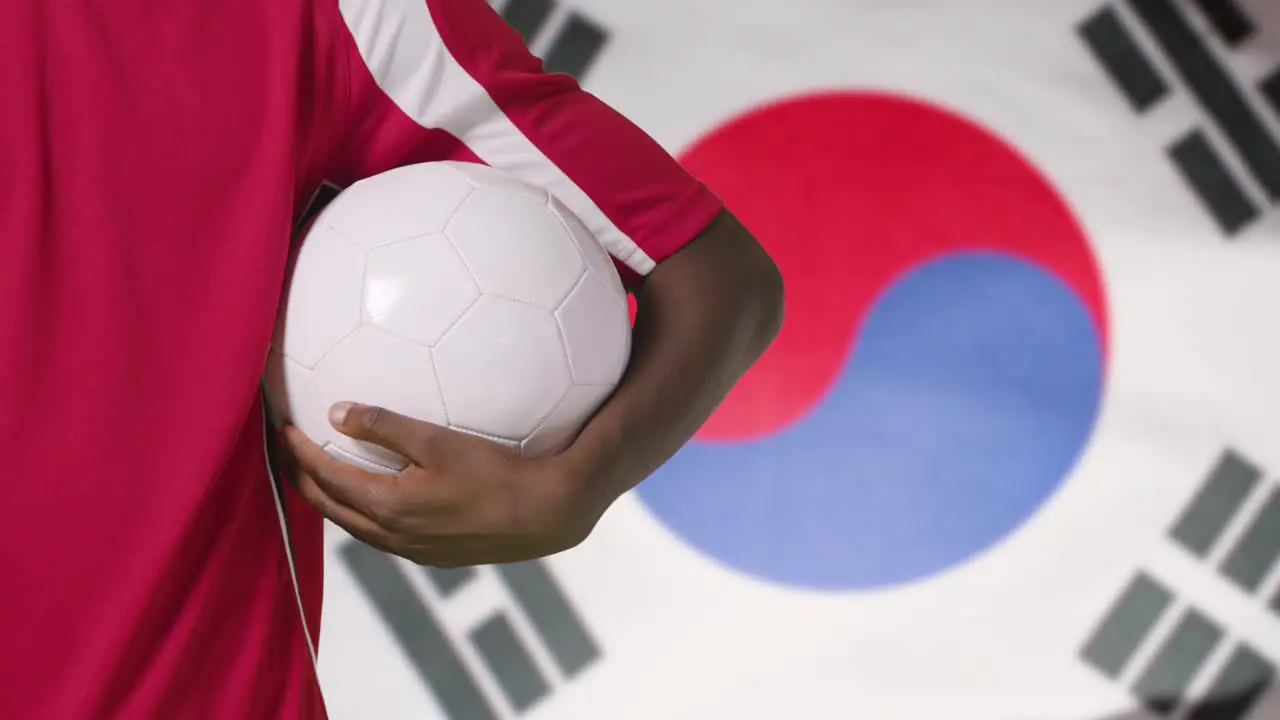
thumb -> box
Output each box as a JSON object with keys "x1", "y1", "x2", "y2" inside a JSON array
[{"x1": 327, "y1": 402, "x2": 446, "y2": 460}]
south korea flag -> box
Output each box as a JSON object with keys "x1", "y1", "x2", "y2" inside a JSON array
[{"x1": 318, "y1": 2, "x2": 1280, "y2": 719}]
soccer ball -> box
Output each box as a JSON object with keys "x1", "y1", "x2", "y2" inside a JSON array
[{"x1": 264, "y1": 162, "x2": 631, "y2": 474}]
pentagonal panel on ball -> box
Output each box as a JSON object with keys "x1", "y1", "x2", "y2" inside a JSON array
[
  {"x1": 445, "y1": 187, "x2": 585, "y2": 310},
  {"x1": 433, "y1": 296, "x2": 572, "y2": 441},
  {"x1": 555, "y1": 273, "x2": 631, "y2": 387},
  {"x1": 319, "y1": 163, "x2": 476, "y2": 249},
  {"x1": 549, "y1": 196, "x2": 625, "y2": 292},
  {"x1": 276, "y1": 225, "x2": 366, "y2": 369},
  {"x1": 364, "y1": 234, "x2": 480, "y2": 347},
  {"x1": 311, "y1": 326, "x2": 448, "y2": 473}
]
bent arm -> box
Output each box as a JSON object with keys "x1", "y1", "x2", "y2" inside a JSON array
[{"x1": 561, "y1": 210, "x2": 785, "y2": 512}]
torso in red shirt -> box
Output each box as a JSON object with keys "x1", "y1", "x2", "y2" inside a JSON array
[{"x1": 0, "y1": 1, "x2": 720, "y2": 716}]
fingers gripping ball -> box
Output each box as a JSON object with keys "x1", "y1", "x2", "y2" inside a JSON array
[{"x1": 265, "y1": 162, "x2": 631, "y2": 474}]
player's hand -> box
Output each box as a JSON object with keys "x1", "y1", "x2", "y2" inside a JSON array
[{"x1": 279, "y1": 403, "x2": 607, "y2": 567}]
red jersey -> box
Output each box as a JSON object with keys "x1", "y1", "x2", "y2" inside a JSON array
[{"x1": 0, "y1": 1, "x2": 721, "y2": 716}]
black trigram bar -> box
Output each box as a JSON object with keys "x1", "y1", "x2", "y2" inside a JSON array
[
  {"x1": 1185, "y1": 644, "x2": 1275, "y2": 720},
  {"x1": 498, "y1": 561, "x2": 601, "y2": 678},
  {"x1": 1168, "y1": 130, "x2": 1261, "y2": 234},
  {"x1": 1188, "y1": 0, "x2": 1256, "y2": 47},
  {"x1": 1128, "y1": 0, "x2": 1280, "y2": 199},
  {"x1": 1079, "y1": 7, "x2": 1170, "y2": 112},
  {"x1": 470, "y1": 613, "x2": 552, "y2": 712},
  {"x1": 422, "y1": 561, "x2": 599, "y2": 678},
  {"x1": 340, "y1": 542, "x2": 499, "y2": 720},
  {"x1": 1220, "y1": 487, "x2": 1280, "y2": 593},
  {"x1": 1082, "y1": 573, "x2": 1175, "y2": 678},
  {"x1": 424, "y1": 566, "x2": 478, "y2": 598},
  {"x1": 1260, "y1": 70, "x2": 1280, "y2": 120},
  {"x1": 1132, "y1": 608, "x2": 1223, "y2": 715},
  {"x1": 500, "y1": 0, "x2": 554, "y2": 46},
  {"x1": 1170, "y1": 450, "x2": 1263, "y2": 558},
  {"x1": 542, "y1": 12, "x2": 609, "y2": 81}
]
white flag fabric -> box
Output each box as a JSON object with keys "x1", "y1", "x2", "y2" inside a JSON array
[{"x1": 318, "y1": 2, "x2": 1280, "y2": 718}]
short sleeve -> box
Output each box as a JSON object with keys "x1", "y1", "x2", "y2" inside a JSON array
[{"x1": 319, "y1": 0, "x2": 723, "y2": 279}]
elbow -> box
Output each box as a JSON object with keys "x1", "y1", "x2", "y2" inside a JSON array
[
  {"x1": 745, "y1": 247, "x2": 785, "y2": 350},
  {"x1": 722, "y1": 209, "x2": 784, "y2": 347},
  {"x1": 707, "y1": 218, "x2": 783, "y2": 364},
  {"x1": 699, "y1": 209, "x2": 786, "y2": 354},
  {"x1": 642, "y1": 208, "x2": 785, "y2": 355}
]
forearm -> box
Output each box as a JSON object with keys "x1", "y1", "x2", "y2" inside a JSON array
[{"x1": 562, "y1": 210, "x2": 784, "y2": 511}]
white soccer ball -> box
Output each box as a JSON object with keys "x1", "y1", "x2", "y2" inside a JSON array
[{"x1": 265, "y1": 161, "x2": 631, "y2": 474}]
